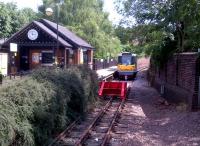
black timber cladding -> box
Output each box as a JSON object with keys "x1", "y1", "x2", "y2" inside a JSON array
[
  {"x1": 0, "y1": 38, "x2": 8, "y2": 52},
  {"x1": 34, "y1": 21, "x2": 72, "y2": 47},
  {"x1": 2, "y1": 19, "x2": 94, "y2": 49},
  {"x1": 2, "y1": 21, "x2": 72, "y2": 48}
]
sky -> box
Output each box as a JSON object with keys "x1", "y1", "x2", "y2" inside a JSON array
[
  {"x1": 0, "y1": 0, "x2": 43, "y2": 12},
  {"x1": 0, "y1": 0, "x2": 122, "y2": 24},
  {"x1": 103, "y1": 0, "x2": 122, "y2": 24}
]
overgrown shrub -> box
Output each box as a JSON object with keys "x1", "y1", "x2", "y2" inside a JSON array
[
  {"x1": 0, "y1": 65, "x2": 98, "y2": 146},
  {"x1": 151, "y1": 37, "x2": 177, "y2": 68}
]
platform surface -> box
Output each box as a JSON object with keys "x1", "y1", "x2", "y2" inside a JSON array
[{"x1": 96, "y1": 66, "x2": 117, "y2": 79}]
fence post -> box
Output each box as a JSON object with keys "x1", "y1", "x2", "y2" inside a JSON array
[
  {"x1": 0, "y1": 72, "x2": 2, "y2": 84},
  {"x1": 100, "y1": 59, "x2": 104, "y2": 69},
  {"x1": 176, "y1": 55, "x2": 179, "y2": 86}
]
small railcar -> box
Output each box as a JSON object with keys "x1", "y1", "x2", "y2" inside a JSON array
[{"x1": 113, "y1": 52, "x2": 137, "y2": 80}]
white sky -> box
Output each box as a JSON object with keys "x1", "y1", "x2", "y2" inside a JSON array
[
  {"x1": 0, "y1": 0, "x2": 122, "y2": 24},
  {"x1": 0, "y1": 0, "x2": 43, "y2": 11},
  {"x1": 103, "y1": 0, "x2": 122, "y2": 24}
]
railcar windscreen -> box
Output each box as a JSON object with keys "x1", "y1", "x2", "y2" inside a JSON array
[{"x1": 121, "y1": 54, "x2": 133, "y2": 65}]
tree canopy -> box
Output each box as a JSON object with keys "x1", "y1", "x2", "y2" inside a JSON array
[
  {"x1": 39, "y1": 0, "x2": 122, "y2": 58},
  {"x1": 0, "y1": 0, "x2": 122, "y2": 59},
  {"x1": 115, "y1": 0, "x2": 200, "y2": 65},
  {"x1": 0, "y1": 2, "x2": 38, "y2": 38}
]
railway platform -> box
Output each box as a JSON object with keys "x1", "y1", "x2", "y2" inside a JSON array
[{"x1": 96, "y1": 66, "x2": 117, "y2": 79}]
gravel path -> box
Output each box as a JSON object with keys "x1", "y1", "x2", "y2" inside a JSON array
[{"x1": 112, "y1": 70, "x2": 200, "y2": 146}]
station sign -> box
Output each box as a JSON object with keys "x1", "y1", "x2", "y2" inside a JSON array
[{"x1": 10, "y1": 43, "x2": 18, "y2": 52}]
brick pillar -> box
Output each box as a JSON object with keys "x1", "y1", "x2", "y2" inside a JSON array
[
  {"x1": 74, "y1": 49, "x2": 80, "y2": 65},
  {"x1": 87, "y1": 50, "x2": 93, "y2": 63},
  {"x1": 77, "y1": 49, "x2": 80, "y2": 64},
  {"x1": 87, "y1": 49, "x2": 93, "y2": 69}
]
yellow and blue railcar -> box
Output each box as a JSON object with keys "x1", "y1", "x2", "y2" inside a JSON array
[{"x1": 113, "y1": 52, "x2": 137, "y2": 80}]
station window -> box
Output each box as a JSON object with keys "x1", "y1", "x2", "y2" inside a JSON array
[
  {"x1": 69, "y1": 49, "x2": 74, "y2": 64},
  {"x1": 41, "y1": 51, "x2": 54, "y2": 65}
]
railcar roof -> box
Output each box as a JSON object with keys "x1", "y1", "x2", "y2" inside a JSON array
[{"x1": 118, "y1": 52, "x2": 137, "y2": 56}]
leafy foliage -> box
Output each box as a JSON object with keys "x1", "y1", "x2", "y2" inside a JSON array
[
  {"x1": 0, "y1": 66, "x2": 98, "y2": 146},
  {"x1": 39, "y1": 0, "x2": 122, "y2": 58},
  {"x1": 0, "y1": 2, "x2": 38, "y2": 38},
  {"x1": 1, "y1": 0, "x2": 122, "y2": 58},
  {"x1": 115, "y1": 0, "x2": 200, "y2": 66},
  {"x1": 151, "y1": 38, "x2": 177, "y2": 67}
]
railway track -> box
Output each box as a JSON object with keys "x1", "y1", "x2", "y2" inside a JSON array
[
  {"x1": 48, "y1": 68, "x2": 149, "y2": 146},
  {"x1": 49, "y1": 98, "x2": 125, "y2": 146}
]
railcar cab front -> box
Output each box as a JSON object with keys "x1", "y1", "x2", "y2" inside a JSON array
[{"x1": 114, "y1": 52, "x2": 137, "y2": 80}]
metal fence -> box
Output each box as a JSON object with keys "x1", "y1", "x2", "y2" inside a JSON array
[
  {"x1": 0, "y1": 59, "x2": 117, "y2": 85},
  {"x1": 93, "y1": 58, "x2": 117, "y2": 70}
]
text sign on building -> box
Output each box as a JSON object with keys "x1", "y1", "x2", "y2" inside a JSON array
[
  {"x1": 10, "y1": 43, "x2": 18, "y2": 52},
  {"x1": 32, "y1": 53, "x2": 40, "y2": 64}
]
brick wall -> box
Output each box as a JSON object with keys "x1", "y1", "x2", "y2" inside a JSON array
[
  {"x1": 149, "y1": 52, "x2": 200, "y2": 110},
  {"x1": 137, "y1": 57, "x2": 150, "y2": 69}
]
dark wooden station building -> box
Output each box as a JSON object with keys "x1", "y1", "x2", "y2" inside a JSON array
[{"x1": 2, "y1": 19, "x2": 94, "y2": 73}]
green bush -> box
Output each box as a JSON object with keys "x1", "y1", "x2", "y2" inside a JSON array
[
  {"x1": 151, "y1": 37, "x2": 177, "y2": 68},
  {"x1": 0, "y1": 65, "x2": 98, "y2": 146}
]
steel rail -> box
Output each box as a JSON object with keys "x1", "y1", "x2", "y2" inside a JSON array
[
  {"x1": 75, "y1": 98, "x2": 113, "y2": 146},
  {"x1": 99, "y1": 73, "x2": 113, "y2": 82},
  {"x1": 137, "y1": 66, "x2": 149, "y2": 72},
  {"x1": 48, "y1": 117, "x2": 81, "y2": 146},
  {"x1": 103, "y1": 73, "x2": 113, "y2": 81},
  {"x1": 49, "y1": 74, "x2": 113, "y2": 146},
  {"x1": 101, "y1": 99, "x2": 125, "y2": 146}
]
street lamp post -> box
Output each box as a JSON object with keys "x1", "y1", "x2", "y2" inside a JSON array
[
  {"x1": 45, "y1": 1, "x2": 62, "y2": 65},
  {"x1": 56, "y1": 4, "x2": 59, "y2": 65}
]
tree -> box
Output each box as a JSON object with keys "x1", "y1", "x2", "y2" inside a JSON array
[
  {"x1": 116, "y1": 0, "x2": 200, "y2": 51},
  {"x1": 0, "y1": 2, "x2": 38, "y2": 39},
  {"x1": 115, "y1": 0, "x2": 200, "y2": 65},
  {"x1": 39, "y1": 0, "x2": 122, "y2": 58},
  {"x1": 0, "y1": 2, "x2": 13, "y2": 38}
]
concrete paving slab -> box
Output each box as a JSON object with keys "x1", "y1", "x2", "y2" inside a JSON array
[{"x1": 96, "y1": 66, "x2": 117, "y2": 79}]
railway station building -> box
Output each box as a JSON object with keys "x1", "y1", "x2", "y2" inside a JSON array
[{"x1": 1, "y1": 19, "x2": 94, "y2": 74}]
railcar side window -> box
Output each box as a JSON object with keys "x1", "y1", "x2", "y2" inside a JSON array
[
  {"x1": 131, "y1": 56, "x2": 136, "y2": 64},
  {"x1": 118, "y1": 56, "x2": 122, "y2": 64}
]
